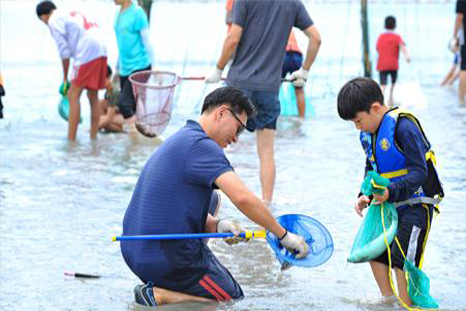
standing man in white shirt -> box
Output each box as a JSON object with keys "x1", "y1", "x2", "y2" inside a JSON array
[{"x1": 37, "y1": 1, "x2": 108, "y2": 141}]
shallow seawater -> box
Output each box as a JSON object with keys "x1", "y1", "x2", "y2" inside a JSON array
[{"x1": 1, "y1": 1, "x2": 465, "y2": 310}]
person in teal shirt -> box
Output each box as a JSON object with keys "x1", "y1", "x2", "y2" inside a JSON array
[{"x1": 114, "y1": 0, "x2": 154, "y2": 129}]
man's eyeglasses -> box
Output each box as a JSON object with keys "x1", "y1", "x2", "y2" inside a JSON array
[{"x1": 227, "y1": 108, "x2": 246, "y2": 136}]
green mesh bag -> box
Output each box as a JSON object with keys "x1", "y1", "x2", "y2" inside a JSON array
[
  {"x1": 347, "y1": 171, "x2": 398, "y2": 263},
  {"x1": 404, "y1": 260, "x2": 439, "y2": 308}
]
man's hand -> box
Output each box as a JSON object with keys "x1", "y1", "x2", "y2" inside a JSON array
[
  {"x1": 289, "y1": 68, "x2": 309, "y2": 88},
  {"x1": 279, "y1": 231, "x2": 309, "y2": 259},
  {"x1": 217, "y1": 219, "x2": 248, "y2": 245},
  {"x1": 205, "y1": 67, "x2": 223, "y2": 83},
  {"x1": 354, "y1": 195, "x2": 371, "y2": 217}
]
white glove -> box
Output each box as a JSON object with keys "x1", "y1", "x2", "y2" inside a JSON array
[
  {"x1": 289, "y1": 68, "x2": 309, "y2": 88},
  {"x1": 217, "y1": 219, "x2": 248, "y2": 245},
  {"x1": 205, "y1": 67, "x2": 223, "y2": 83},
  {"x1": 278, "y1": 231, "x2": 309, "y2": 259}
]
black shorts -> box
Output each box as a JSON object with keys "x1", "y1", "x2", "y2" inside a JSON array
[
  {"x1": 373, "y1": 205, "x2": 433, "y2": 270},
  {"x1": 118, "y1": 65, "x2": 151, "y2": 119},
  {"x1": 379, "y1": 70, "x2": 398, "y2": 85},
  {"x1": 282, "y1": 51, "x2": 303, "y2": 79},
  {"x1": 461, "y1": 45, "x2": 466, "y2": 70}
]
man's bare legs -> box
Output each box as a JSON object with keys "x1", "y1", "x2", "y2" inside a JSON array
[
  {"x1": 295, "y1": 86, "x2": 305, "y2": 118},
  {"x1": 459, "y1": 70, "x2": 466, "y2": 102},
  {"x1": 389, "y1": 83, "x2": 395, "y2": 107},
  {"x1": 256, "y1": 129, "x2": 276, "y2": 205},
  {"x1": 67, "y1": 84, "x2": 83, "y2": 141},
  {"x1": 153, "y1": 286, "x2": 215, "y2": 306}
]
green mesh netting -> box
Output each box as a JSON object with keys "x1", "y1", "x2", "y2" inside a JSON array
[
  {"x1": 347, "y1": 171, "x2": 398, "y2": 263},
  {"x1": 349, "y1": 172, "x2": 438, "y2": 308},
  {"x1": 405, "y1": 260, "x2": 439, "y2": 308}
]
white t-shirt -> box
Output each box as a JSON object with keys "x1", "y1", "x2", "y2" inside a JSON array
[{"x1": 48, "y1": 9, "x2": 107, "y2": 66}]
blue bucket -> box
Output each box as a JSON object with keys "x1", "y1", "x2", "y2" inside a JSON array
[{"x1": 266, "y1": 214, "x2": 333, "y2": 268}]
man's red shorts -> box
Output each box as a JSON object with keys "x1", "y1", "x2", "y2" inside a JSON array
[{"x1": 71, "y1": 56, "x2": 107, "y2": 90}]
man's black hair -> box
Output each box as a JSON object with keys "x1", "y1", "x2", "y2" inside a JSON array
[
  {"x1": 107, "y1": 65, "x2": 113, "y2": 78},
  {"x1": 36, "y1": 1, "x2": 56, "y2": 18},
  {"x1": 201, "y1": 86, "x2": 255, "y2": 118},
  {"x1": 385, "y1": 16, "x2": 396, "y2": 30},
  {"x1": 337, "y1": 77, "x2": 384, "y2": 120}
]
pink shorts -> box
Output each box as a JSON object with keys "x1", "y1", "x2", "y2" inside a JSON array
[{"x1": 71, "y1": 56, "x2": 107, "y2": 90}]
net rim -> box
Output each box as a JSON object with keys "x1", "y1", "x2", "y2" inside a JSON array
[{"x1": 129, "y1": 70, "x2": 182, "y2": 89}]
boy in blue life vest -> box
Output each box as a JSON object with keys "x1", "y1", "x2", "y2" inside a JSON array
[{"x1": 337, "y1": 77, "x2": 444, "y2": 307}]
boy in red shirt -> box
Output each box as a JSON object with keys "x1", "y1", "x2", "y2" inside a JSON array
[{"x1": 376, "y1": 16, "x2": 410, "y2": 106}]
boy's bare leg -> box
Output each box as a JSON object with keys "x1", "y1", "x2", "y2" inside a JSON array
[
  {"x1": 441, "y1": 65, "x2": 456, "y2": 86},
  {"x1": 256, "y1": 129, "x2": 276, "y2": 204},
  {"x1": 295, "y1": 87, "x2": 306, "y2": 118},
  {"x1": 370, "y1": 261, "x2": 394, "y2": 297},
  {"x1": 67, "y1": 85, "x2": 84, "y2": 141},
  {"x1": 395, "y1": 267, "x2": 412, "y2": 307},
  {"x1": 87, "y1": 89, "x2": 100, "y2": 140},
  {"x1": 153, "y1": 286, "x2": 215, "y2": 306}
]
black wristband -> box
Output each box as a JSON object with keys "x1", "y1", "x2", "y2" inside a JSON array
[
  {"x1": 215, "y1": 219, "x2": 221, "y2": 233},
  {"x1": 278, "y1": 230, "x2": 288, "y2": 241}
]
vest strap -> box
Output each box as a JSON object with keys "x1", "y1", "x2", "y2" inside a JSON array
[
  {"x1": 380, "y1": 169, "x2": 408, "y2": 179},
  {"x1": 394, "y1": 196, "x2": 442, "y2": 208}
]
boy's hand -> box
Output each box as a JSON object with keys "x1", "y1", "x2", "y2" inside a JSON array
[
  {"x1": 354, "y1": 195, "x2": 370, "y2": 217},
  {"x1": 373, "y1": 188, "x2": 389, "y2": 205}
]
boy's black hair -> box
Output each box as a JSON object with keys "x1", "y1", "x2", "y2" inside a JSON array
[
  {"x1": 106, "y1": 65, "x2": 113, "y2": 78},
  {"x1": 36, "y1": 1, "x2": 56, "y2": 17},
  {"x1": 385, "y1": 16, "x2": 396, "y2": 30},
  {"x1": 201, "y1": 86, "x2": 255, "y2": 118},
  {"x1": 337, "y1": 77, "x2": 384, "y2": 120}
]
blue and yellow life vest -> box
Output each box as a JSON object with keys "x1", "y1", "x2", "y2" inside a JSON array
[{"x1": 360, "y1": 107, "x2": 444, "y2": 211}]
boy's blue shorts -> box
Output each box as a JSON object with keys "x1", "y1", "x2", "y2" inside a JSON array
[
  {"x1": 234, "y1": 88, "x2": 281, "y2": 131},
  {"x1": 282, "y1": 51, "x2": 303, "y2": 79}
]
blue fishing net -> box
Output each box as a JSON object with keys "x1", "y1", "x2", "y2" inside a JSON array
[
  {"x1": 347, "y1": 171, "x2": 398, "y2": 263},
  {"x1": 266, "y1": 214, "x2": 333, "y2": 268}
]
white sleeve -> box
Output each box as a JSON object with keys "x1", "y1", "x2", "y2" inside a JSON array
[
  {"x1": 140, "y1": 28, "x2": 154, "y2": 66},
  {"x1": 49, "y1": 17, "x2": 71, "y2": 60}
]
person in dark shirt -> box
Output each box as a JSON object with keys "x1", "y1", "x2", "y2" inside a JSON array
[
  {"x1": 122, "y1": 87, "x2": 309, "y2": 307},
  {"x1": 337, "y1": 77, "x2": 443, "y2": 307}
]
